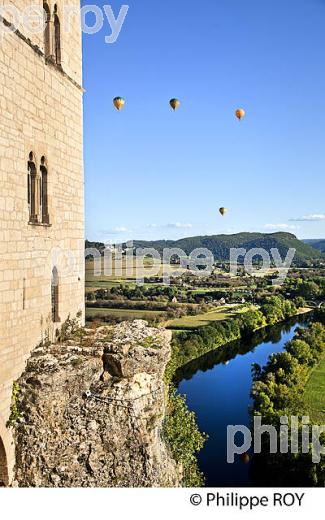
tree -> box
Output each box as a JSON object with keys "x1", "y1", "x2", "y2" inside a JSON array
[
  {"x1": 298, "y1": 281, "x2": 320, "y2": 300},
  {"x1": 286, "y1": 339, "x2": 315, "y2": 366}
]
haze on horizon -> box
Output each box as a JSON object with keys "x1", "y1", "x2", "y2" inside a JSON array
[{"x1": 82, "y1": 0, "x2": 325, "y2": 243}]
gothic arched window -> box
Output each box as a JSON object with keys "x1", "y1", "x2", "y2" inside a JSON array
[
  {"x1": 54, "y1": 5, "x2": 61, "y2": 66},
  {"x1": 40, "y1": 156, "x2": 49, "y2": 224},
  {"x1": 51, "y1": 267, "x2": 60, "y2": 323},
  {"x1": 27, "y1": 152, "x2": 37, "y2": 223}
]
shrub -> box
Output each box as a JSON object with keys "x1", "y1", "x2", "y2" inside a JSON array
[{"x1": 163, "y1": 388, "x2": 207, "y2": 487}]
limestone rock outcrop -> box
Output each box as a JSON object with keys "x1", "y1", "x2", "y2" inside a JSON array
[{"x1": 12, "y1": 321, "x2": 181, "y2": 487}]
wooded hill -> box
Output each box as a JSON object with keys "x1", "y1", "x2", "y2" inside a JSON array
[
  {"x1": 86, "y1": 233, "x2": 323, "y2": 265},
  {"x1": 126, "y1": 232, "x2": 323, "y2": 265}
]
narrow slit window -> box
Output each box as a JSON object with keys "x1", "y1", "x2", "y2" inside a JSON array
[
  {"x1": 43, "y1": 2, "x2": 51, "y2": 57},
  {"x1": 54, "y1": 5, "x2": 61, "y2": 66},
  {"x1": 27, "y1": 152, "x2": 37, "y2": 223},
  {"x1": 40, "y1": 157, "x2": 49, "y2": 224},
  {"x1": 51, "y1": 267, "x2": 60, "y2": 322}
]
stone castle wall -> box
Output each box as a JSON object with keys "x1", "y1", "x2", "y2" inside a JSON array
[{"x1": 0, "y1": 1, "x2": 84, "y2": 483}]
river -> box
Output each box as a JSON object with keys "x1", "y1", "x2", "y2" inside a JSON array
[{"x1": 175, "y1": 314, "x2": 312, "y2": 487}]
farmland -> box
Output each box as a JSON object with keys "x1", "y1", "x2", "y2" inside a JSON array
[
  {"x1": 86, "y1": 307, "x2": 167, "y2": 322},
  {"x1": 85, "y1": 254, "x2": 323, "y2": 331},
  {"x1": 85, "y1": 257, "x2": 187, "y2": 287},
  {"x1": 166, "y1": 304, "x2": 252, "y2": 330}
]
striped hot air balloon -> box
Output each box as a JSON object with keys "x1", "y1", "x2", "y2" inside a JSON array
[{"x1": 219, "y1": 207, "x2": 227, "y2": 217}]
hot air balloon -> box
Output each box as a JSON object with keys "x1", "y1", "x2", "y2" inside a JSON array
[
  {"x1": 241, "y1": 453, "x2": 250, "y2": 464},
  {"x1": 113, "y1": 97, "x2": 125, "y2": 111},
  {"x1": 219, "y1": 207, "x2": 227, "y2": 217},
  {"x1": 235, "y1": 108, "x2": 245, "y2": 121},
  {"x1": 170, "y1": 98, "x2": 180, "y2": 111}
]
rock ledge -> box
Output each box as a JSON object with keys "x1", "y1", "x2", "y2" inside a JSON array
[{"x1": 13, "y1": 321, "x2": 181, "y2": 487}]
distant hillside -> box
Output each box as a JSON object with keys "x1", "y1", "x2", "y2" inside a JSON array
[
  {"x1": 303, "y1": 239, "x2": 325, "y2": 253},
  {"x1": 85, "y1": 240, "x2": 106, "y2": 251},
  {"x1": 85, "y1": 240, "x2": 106, "y2": 258},
  {"x1": 125, "y1": 232, "x2": 322, "y2": 265}
]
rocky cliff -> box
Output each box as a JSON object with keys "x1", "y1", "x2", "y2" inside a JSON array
[{"x1": 12, "y1": 321, "x2": 182, "y2": 487}]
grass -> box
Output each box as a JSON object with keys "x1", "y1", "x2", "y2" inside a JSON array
[
  {"x1": 85, "y1": 258, "x2": 255, "y2": 293},
  {"x1": 86, "y1": 307, "x2": 166, "y2": 320},
  {"x1": 304, "y1": 354, "x2": 325, "y2": 424},
  {"x1": 166, "y1": 304, "x2": 254, "y2": 330},
  {"x1": 85, "y1": 281, "x2": 136, "y2": 290},
  {"x1": 85, "y1": 256, "x2": 259, "y2": 331},
  {"x1": 87, "y1": 300, "x2": 198, "y2": 310},
  {"x1": 85, "y1": 257, "x2": 187, "y2": 283},
  {"x1": 190, "y1": 285, "x2": 249, "y2": 294},
  {"x1": 166, "y1": 306, "x2": 233, "y2": 330}
]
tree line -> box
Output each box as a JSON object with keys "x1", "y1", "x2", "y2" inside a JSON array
[
  {"x1": 250, "y1": 309, "x2": 325, "y2": 486},
  {"x1": 165, "y1": 296, "x2": 299, "y2": 381}
]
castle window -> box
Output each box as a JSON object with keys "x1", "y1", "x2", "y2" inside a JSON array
[
  {"x1": 23, "y1": 278, "x2": 26, "y2": 310},
  {"x1": 43, "y1": 2, "x2": 51, "y2": 57},
  {"x1": 0, "y1": 436, "x2": 8, "y2": 487},
  {"x1": 40, "y1": 156, "x2": 49, "y2": 224},
  {"x1": 54, "y1": 5, "x2": 61, "y2": 66},
  {"x1": 27, "y1": 152, "x2": 37, "y2": 223},
  {"x1": 51, "y1": 267, "x2": 60, "y2": 323}
]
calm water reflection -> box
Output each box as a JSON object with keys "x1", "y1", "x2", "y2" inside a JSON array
[{"x1": 176, "y1": 315, "x2": 312, "y2": 487}]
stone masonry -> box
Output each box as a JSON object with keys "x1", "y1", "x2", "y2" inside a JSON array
[{"x1": 0, "y1": 1, "x2": 84, "y2": 483}]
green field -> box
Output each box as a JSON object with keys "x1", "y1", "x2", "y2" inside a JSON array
[
  {"x1": 166, "y1": 304, "x2": 254, "y2": 330},
  {"x1": 86, "y1": 306, "x2": 166, "y2": 322},
  {"x1": 85, "y1": 281, "x2": 138, "y2": 291},
  {"x1": 166, "y1": 310, "x2": 229, "y2": 330},
  {"x1": 304, "y1": 355, "x2": 325, "y2": 423},
  {"x1": 85, "y1": 257, "x2": 187, "y2": 283}
]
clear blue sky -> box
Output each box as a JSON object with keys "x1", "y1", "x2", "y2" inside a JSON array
[{"x1": 82, "y1": 0, "x2": 325, "y2": 243}]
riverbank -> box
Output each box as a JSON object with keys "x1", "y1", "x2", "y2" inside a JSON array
[
  {"x1": 165, "y1": 298, "x2": 308, "y2": 382},
  {"x1": 175, "y1": 314, "x2": 312, "y2": 486},
  {"x1": 251, "y1": 314, "x2": 325, "y2": 486},
  {"x1": 163, "y1": 299, "x2": 311, "y2": 486}
]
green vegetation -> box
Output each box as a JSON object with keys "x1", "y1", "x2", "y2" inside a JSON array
[
  {"x1": 303, "y1": 239, "x2": 325, "y2": 253},
  {"x1": 165, "y1": 297, "x2": 298, "y2": 381},
  {"x1": 56, "y1": 313, "x2": 83, "y2": 343},
  {"x1": 85, "y1": 283, "x2": 227, "y2": 326},
  {"x1": 166, "y1": 305, "x2": 253, "y2": 330},
  {"x1": 283, "y1": 271, "x2": 325, "y2": 302},
  {"x1": 251, "y1": 318, "x2": 325, "y2": 486},
  {"x1": 7, "y1": 382, "x2": 21, "y2": 428},
  {"x1": 128, "y1": 232, "x2": 323, "y2": 265},
  {"x1": 163, "y1": 388, "x2": 207, "y2": 487},
  {"x1": 84, "y1": 239, "x2": 324, "y2": 488},
  {"x1": 167, "y1": 307, "x2": 232, "y2": 329},
  {"x1": 86, "y1": 307, "x2": 167, "y2": 325},
  {"x1": 85, "y1": 256, "x2": 186, "y2": 285},
  {"x1": 85, "y1": 240, "x2": 324, "y2": 332},
  {"x1": 163, "y1": 296, "x2": 301, "y2": 486},
  {"x1": 304, "y1": 357, "x2": 325, "y2": 423},
  {"x1": 139, "y1": 336, "x2": 161, "y2": 349}
]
